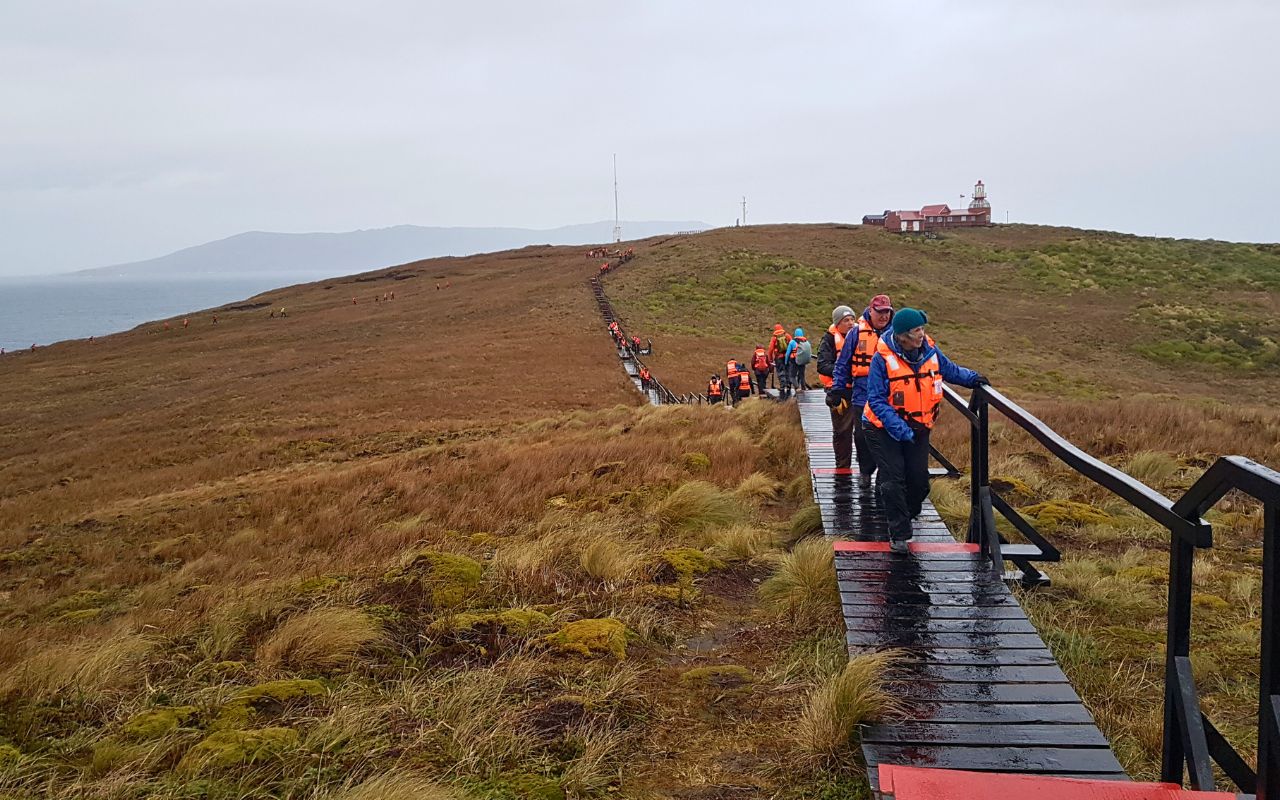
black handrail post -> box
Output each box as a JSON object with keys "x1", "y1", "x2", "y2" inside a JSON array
[
  {"x1": 1261, "y1": 501, "x2": 1280, "y2": 800},
  {"x1": 967, "y1": 391, "x2": 991, "y2": 548},
  {"x1": 1162, "y1": 525, "x2": 1197, "y2": 786}
]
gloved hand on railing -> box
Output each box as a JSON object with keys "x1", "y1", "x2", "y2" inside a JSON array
[
  {"x1": 972, "y1": 373, "x2": 991, "y2": 387},
  {"x1": 825, "y1": 388, "x2": 852, "y2": 414}
]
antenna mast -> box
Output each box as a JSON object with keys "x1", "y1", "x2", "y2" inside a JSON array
[
  {"x1": 741, "y1": 196, "x2": 747, "y2": 226},
  {"x1": 613, "y1": 154, "x2": 621, "y2": 243}
]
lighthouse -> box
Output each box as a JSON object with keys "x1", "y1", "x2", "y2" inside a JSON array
[{"x1": 968, "y1": 180, "x2": 990, "y2": 212}]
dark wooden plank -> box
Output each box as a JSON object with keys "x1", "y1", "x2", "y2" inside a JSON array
[
  {"x1": 861, "y1": 723, "x2": 1109, "y2": 747},
  {"x1": 840, "y1": 592, "x2": 1018, "y2": 607},
  {"x1": 862, "y1": 744, "x2": 1125, "y2": 774},
  {"x1": 891, "y1": 681, "x2": 1081, "y2": 704},
  {"x1": 898, "y1": 701, "x2": 1097, "y2": 724},
  {"x1": 841, "y1": 604, "x2": 1029, "y2": 620},
  {"x1": 843, "y1": 617, "x2": 1038, "y2": 634},
  {"x1": 838, "y1": 569, "x2": 1015, "y2": 583},
  {"x1": 894, "y1": 664, "x2": 1070, "y2": 684},
  {"x1": 847, "y1": 630, "x2": 1048, "y2": 650},
  {"x1": 876, "y1": 647, "x2": 1059, "y2": 666},
  {"x1": 837, "y1": 579, "x2": 1011, "y2": 595}
]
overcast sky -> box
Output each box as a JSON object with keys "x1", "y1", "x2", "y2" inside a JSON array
[{"x1": 1, "y1": 1, "x2": 1277, "y2": 276}]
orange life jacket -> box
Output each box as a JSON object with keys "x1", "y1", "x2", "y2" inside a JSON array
[
  {"x1": 862, "y1": 335, "x2": 944, "y2": 431},
  {"x1": 819, "y1": 324, "x2": 847, "y2": 388},
  {"x1": 726, "y1": 360, "x2": 739, "y2": 379},
  {"x1": 640, "y1": 368, "x2": 650, "y2": 380},
  {"x1": 708, "y1": 379, "x2": 722, "y2": 397},
  {"x1": 751, "y1": 347, "x2": 769, "y2": 372},
  {"x1": 849, "y1": 317, "x2": 883, "y2": 379},
  {"x1": 738, "y1": 372, "x2": 751, "y2": 390}
]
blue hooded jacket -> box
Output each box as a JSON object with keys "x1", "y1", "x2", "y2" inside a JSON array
[
  {"x1": 784, "y1": 328, "x2": 806, "y2": 361},
  {"x1": 830, "y1": 310, "x2": 893, "y2": 407},
  {"x1": 862, "y1": 333, "x2": 980, "y2": 443}
]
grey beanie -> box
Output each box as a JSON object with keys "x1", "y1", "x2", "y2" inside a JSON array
[{"x1": 831, "y1": 305, "x2": 855, "y2": 326}]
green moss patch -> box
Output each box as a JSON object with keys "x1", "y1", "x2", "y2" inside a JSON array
[
  {"x1": 0, "y1": 742, "x2": 21, "y2": 767},
  {"x1": 1118, "y1": 565, "x2": 1168, "y2": 585},
  {"x1": 659, "y1": 547, "x2": 725, "y2": 583},
  {"x1": 440, "y1": 608, "x2": 553, "y2": 637},
  {"x1": 648, "y1": 584, "x2": 701, "y2": 607},
  {"x1": 544, "y1": 618, "x2": 630, "y2": 659},
  {"x1": 123, "y1": 705, "x2": 199, "y2": 740},
  {"x1": 212, "y1": 679, "x2": 327, "y2": 730},
  {"x1": 178, "y1": 727, "x2": 298, "y2": 772},
  {"x1": 678, "y1": 665, "x2": 754, "y2": 690},
  {"x1": 295, "y1": 576, "x2": 342, "y2": 595},
  {"x1": 1022, "y1": 500, "x2": 1115, "y2": 528},
  {"x1": 682, "y1": 452, "x2": 711, "y2": 472},
  {"x1": 383, "y1": 550, "x2": 483, "y2": 607}
]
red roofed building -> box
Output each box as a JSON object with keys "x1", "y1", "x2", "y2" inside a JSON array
[{"x1": 873, "y1": 181, "x2": 993, "y2": 233}]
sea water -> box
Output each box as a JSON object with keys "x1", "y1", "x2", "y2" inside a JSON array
[{"x1": 0, "y1": 273, "x2": 331, "y2": 352}]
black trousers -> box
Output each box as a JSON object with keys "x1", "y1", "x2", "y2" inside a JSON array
[
  {"x1": 865, "y1": 425, "x2": 931, "y2": 541},
  {"x1": 754, "y1": 369, "x2": 770, "y2": 394},
  {"x1": 774, "y1": 358, "x2": 790, "y2": 396},
  {"x1": 853, "y1": 415, "x2": 879, "y2": 476},
  {"x1": 831, "y1": 403, "x2": 856, "y2": 469}
]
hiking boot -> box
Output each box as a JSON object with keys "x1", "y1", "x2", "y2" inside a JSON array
[
  {"x1": 889, "y1": 538, "x2": 910, "y2": 554},
  {"x1": 858, "y1": 474, "x2": 872, "y2": 489}
]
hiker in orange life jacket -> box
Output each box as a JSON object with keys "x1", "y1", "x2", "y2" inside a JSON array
[
  {"x1": 785, "y1": 328, "x2": 812, "y2": 390},
  {"x1": 766, "y1": 324, "x2": 792, "y2": 397},
  {"x1": 707, "y1": 375, "x2": 724, "y2": 405},
  {"x1": 737, "y1": 366, "x2": 753, "y2": 400},
  {"x1": 750, "y1": 345, "x2": 770, "y2": 395},
  {"x1": 828, "y1": 295, "x2": 894, "y2": 484},
  {"x1": 818, "y1": 305, "x2": 858, "y2": 470},
  {"x1": 862, "y1": 308, "x2": 988, "y2": 553},
  {"x1": 724, "y1": 359, "x2": 741, "y2": 406},
  {"x1": 638, "y1": 366, "x2": 652, "y2": 391}
]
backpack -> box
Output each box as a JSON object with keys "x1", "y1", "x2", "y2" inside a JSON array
[
  {"x1": 752, "y1": 350, "x2": 769, "y2": 372},
  {"x1": 794, "y1": 340, "x2": 813, "y2": 365}
]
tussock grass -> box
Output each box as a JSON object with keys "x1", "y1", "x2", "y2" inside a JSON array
[
  {"x1": 759, "y1": 537, "x2": 839, "y2": 620},
  {"x1": 705, "y1": 524, "x2": 778, "y2": 562},
  {"x1": 257, "y1": 607, "x2": 384, "y2": 674},
  {"x1": 735, "y1": 471, "x2": 781, "y2": 505},
  {"x1": 0, "y1": 633, "x2": 151, "y2": 702},
  {"x1": 324, "y1": 771, "x2": 459, "y2": 800},
  {"x1": 653, "y1": 481, "x2": 746, "y2": 534},
  {"x1": 783, "y1": 504, "x2": 824, "y2": 548},
  {"x1": 792, "y1": 650, "x2": 901, "y2": 766},
  {"x1": 1125, "y1": 450, "x2": 1180, "y2": 486},
  {"x1": 579, "y1": 537, "x2": 642, "y2": 585}
]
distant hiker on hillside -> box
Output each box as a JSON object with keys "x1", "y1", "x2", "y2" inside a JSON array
[
  {"x1": 737, "y1": 365, "x2": 753, "y2": 401},
  {"x1": 707, "y1": 375, "x2": 723, "y2": 405},
  {"x1": 861, "y1": 308, "x2": 987, "y2": 553},
  {"x1": 830, "y1": 294, "x2": 895, "y2": 486},
  {"x1": 818, "y1": 305, "x2": 857, "y2": 470},
  {"x1": 183, "y1": 318, "x2": 189, "y2": 328},
  {"x1": 212, "y1": 315, "x2": 218, "y2": 324},
  {"x1": 787, "y1": 328, "x2": 812, "y2": 390},
  {"x1": 767, "y1": 324, "x2": 792, "y2": 398},
  {"x1": 639, "y1": 366, "x2": 652, "y2": 391}
]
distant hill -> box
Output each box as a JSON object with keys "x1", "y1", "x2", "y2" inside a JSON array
[{"x1": 74, "y1": 220, "x2": 709, "y2": 278}]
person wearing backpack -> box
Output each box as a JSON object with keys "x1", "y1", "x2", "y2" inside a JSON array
[
  {"x1": 725, "y1": 358, "x2": 741, "y2": 406},
  {"x1": 750, "y1": 345, "x2": 770, "y2": 395},
  {"x1": 787, "y1": 328, "x2": 812, "y2": 390},
  {"x1": 767, "y1": 324, "x2": 792, "y2": 398},
  {"x1": 707, "y1": 375, "x2": 724, "y2": 405}
]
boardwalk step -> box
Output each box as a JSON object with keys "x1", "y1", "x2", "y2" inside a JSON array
[{"x1": 876, "y1": 765, "x2": 1237, "y2": 799}]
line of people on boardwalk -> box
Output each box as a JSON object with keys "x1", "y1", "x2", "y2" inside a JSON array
[
  {"x1": 820, "y1": 294, "x2": 988, "y2": 553},
  {"x1": 595, "y1": 247, "x2": 636, "y2": 275},
  {"x1": 707, "y1": 324, "x2": 812, "y2": 405}
]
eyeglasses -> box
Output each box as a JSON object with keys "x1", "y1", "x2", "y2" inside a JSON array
[{"x1": 871, "y1": 307, "x2": 892, "y2": 314}]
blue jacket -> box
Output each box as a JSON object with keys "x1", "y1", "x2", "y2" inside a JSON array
[
  {"x1": 831, "y1": 311, "x2": 892, "y2": 407},
  {"x1": 862, "y1": 334, "x2": 980, "y2": 443}
]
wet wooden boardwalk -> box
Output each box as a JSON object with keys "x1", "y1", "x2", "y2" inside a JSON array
[{"x1": 796, "y1": 391, "x2": 1127, "y2": 790}]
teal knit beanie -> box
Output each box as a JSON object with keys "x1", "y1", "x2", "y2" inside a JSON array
[{"x1": 891, "y1": 308, "x2": 928, "y2": 336}]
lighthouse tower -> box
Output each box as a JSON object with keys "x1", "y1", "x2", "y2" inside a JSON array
[{"x1": 968, "y1": 180, "x2": 990, "y2": 215}]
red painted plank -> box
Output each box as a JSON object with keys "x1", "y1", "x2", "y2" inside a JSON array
[
  {"x1": 877, "y1": 765, "x2": 1235, "y2": 799},
  {"x1": 812, "y1": 467, "x2": 858, "y2": 475}
]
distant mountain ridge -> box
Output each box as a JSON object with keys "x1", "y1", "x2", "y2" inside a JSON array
[{"x1": 75, "y1": 221, "x2": 710, "y2": 278}]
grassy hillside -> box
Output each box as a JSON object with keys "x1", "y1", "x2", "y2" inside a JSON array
[
  {"x1": 2, "y1": 223, "x2": 1278, "y2": 796},
  {"x1": 605, "y1": 223, "x2": 1280, "y2": 784}
]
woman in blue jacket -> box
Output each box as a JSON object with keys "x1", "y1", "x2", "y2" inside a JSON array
[{"x1": 861, "y1": 308, "x2": 987, "y2": 553}]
